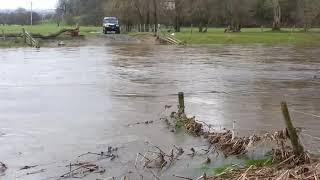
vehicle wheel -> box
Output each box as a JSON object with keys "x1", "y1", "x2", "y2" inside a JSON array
[
  {"x1": 103, "y1": 28, "x2": 107, "y2": 34},
  {"x1": 116, "y1": 30, "x2": 120, "y2": 34}
]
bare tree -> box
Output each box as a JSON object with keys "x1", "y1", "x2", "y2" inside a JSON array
[
  {"x1": 105, "y1": 0, "x2": 136, "y2": 31},
  {"x1": 272, "y1": 0, "x2": 281, "y2": 30},
  {"x1": 297, "y1": 0, "x2": 320, "y2": 31},
  {"x1": 224, "y1": 0, "x2": 257, "y2": 32},
  {"x1": 152, "y1": 0, "x2": 159, "y2": 32},
  {"x1": 174, "y1": 0, "x2": 184, "y2": 32},
  {"x1": 54, "y1": 0, "x2": 320, "y2": 31},
  {"x1": 131, "y1": 0, "x2": 146, "y2": 30},
  {"x1": 191, "y1": 0, "x2": 223, "y2": 32}
]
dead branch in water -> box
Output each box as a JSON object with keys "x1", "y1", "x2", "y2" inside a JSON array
[
  {"x1": 136, "y1": 144, "x2": 185, "y2": 174},
  {"x1": 173, "y1": 174, "x2": 193, "y2": 180},
  {"x1": 19, "y1": 165, "x2": 38, "y2": 170},
  {"x1": 60, "y1": 163, "x2": 101, "y2": 178},
  {"x1": 126, "y1": 120, "x2": 154, "y2": 127}
]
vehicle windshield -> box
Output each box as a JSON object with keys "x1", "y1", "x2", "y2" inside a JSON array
[{"x1": 104, "y1": 18, "x2": 118, "y2": 24}]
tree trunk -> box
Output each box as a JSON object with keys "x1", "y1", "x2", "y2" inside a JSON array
[
  {"x1": 174, "y1": 0, "x2": 181, "y2": 32},
  {"x1": 203, "y1": 24, "x2": 208, "y2": 33},
  {"x1": 152, "y1": 0, "x2": 158, "y2": 32},
  {"x1": 175, "y1": 15, "x2": 180, "y2": 32},
  {"x1": 304, "y1": 24, "x2": 310, "y2": 32},
  {"x1": 198, "y1": 22, "x2": 203, "y2": 32},
  {"x1": 146, "y1": 9, "x2": 150, "y2": 32},
  {"x1": 272, "y1": 0, "x2": 281, "y2": 31}
]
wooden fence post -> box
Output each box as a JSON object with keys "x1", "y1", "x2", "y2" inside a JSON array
[
  {"x1": 281, "y1": 102, "x2": 304, "y2": 156},
  {"x1": 156, "y1": 24, "x2": 160, "y2": 38},
  {"x1": 22, "y1": 28, "x2": 26, "y2": 43},
  {"x1": 35, "y1": 40, "x2": 40, "y2": 48},
  {"x1": 178, "y1": 92, "x2": 185, "y2": 114},
  {"x1": 2, "y1": 30, "x2": 5, "y2": 40}
]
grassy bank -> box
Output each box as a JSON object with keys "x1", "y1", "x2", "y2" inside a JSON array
[
  {"x1": 0, "y1": 23, "x2": 101, "y2": 36},
  {"x1": 174, "y1": 27, "x2": 320, "y2": 45},
  {"x1": 0, "y1": 38, "x2": 25, "y2": 48},
  {"x1": 0, "y1": 24, "x2": 101, "y2": 47},
  {"x1": 2, "y1": 24, "x2": 320, "y2": 47}
]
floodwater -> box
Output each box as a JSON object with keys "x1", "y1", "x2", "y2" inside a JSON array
[{"x1": 0, "y1": 44, "x2": 320, "y2": 179}]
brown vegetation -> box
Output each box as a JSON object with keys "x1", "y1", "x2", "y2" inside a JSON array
[
  {"x1": 163, "y1": 103, "x2": 319, "y2": 180},
  {"x1": 56, "y1": 0, "x2": 320, "y2": 32}
]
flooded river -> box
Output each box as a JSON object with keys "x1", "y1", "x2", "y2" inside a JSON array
[{"x1": 0, "y1": 44, "x2": 320, "y2": 179}]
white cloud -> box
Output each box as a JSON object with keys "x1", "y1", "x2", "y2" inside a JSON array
[{"x1": 0, "y1": 0, "x2": 57, "y2": 10}]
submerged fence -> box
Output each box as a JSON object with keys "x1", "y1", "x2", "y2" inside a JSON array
[
  {"x1": 291, "y1": 109, "x2": 320, "y2": 154},
  {"x1": 0, "y1": 28, "x2": 40, "y2": 48},
  {"x1": 176, "y1": 91, "x2": 320, "y2": 155},
  {"x1": 22, "y1": 28, "x2": 40, "y2": 48}
]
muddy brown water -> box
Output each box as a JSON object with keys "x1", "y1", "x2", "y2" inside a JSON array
[{"x1": 0, "y1": 44, "x2": 320, "y2": 179}]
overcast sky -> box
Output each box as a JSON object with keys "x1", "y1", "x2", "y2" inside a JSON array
[{"x1": 0, "y1": 0, "x2": 58, "y2": 10}]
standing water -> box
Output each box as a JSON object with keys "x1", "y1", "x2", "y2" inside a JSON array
[{"x1": 0, "y1": 45, "x2": 320, "y2": 179}]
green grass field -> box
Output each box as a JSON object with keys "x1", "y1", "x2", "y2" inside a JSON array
[{"x1": 174, "y1": 27, "x2": 320, "y2": 45}]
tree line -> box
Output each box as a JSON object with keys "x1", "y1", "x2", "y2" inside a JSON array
[
  {"x1": 0, "y1": 8, "x2": 41, "y2": 25},
  {"x1": 57, "y1": 0, "x2": 320, "y2": 32}
]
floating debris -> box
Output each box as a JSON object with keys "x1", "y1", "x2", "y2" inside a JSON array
[
  {"x1": 126, "y1": 120, "x2": 154, "y2": 127},
  {"x1": 136, "y1": 145, "x2": 184, "y2": 172},
  {"x1": 208, "y1": 160, "x2": 320, "y2": 180},
  {"x1": 26, "y1": 169, "x2": 46, "y2": 176},
  {"x1": 60, "y1": 162, "x2": 104, "y2": 179},
  {"x1": 164, "y1": 109, "x2": 292, "y2": 157},
  {"x1": 162, "y1": 102, "x2": 317, "y2": 180},
  {"x1": 19, "y1": 165, "x2": 38, "y2": 171},
  {"x1": 78, "y1": 146, "x2": 119, "y2": 161},
  {"x1": 58, "y1": 41, "x2": 66, "y2": 46},
  {"x1": 58, "y1": 147, "x2": 118, "y2": 179},
  {"x1": 0, "y1": 162, "x2": 7, "y2": 175}
]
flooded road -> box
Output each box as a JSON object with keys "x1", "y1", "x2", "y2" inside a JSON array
[{"x1": 0, "y1": 44, "x2": 320, "y2": 179}]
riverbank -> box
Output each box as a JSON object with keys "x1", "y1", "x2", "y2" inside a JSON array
[
  {"x1": 0, "y1": 24, "x2": 100, "y2": 36},
  {"x1": 2, "y1": 25, "x2": 320, "y2": 47},
  {"x1": 0, "y1": 24, "x2": 101, "y2": 48},
  {"x1": 174, "y1": 28, "x2": 320, "y2": 45},
  {"x1": 0, "y1": 24, "x2": 158, "y2": 48}
]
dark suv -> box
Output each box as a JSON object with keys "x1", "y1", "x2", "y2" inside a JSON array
[{"x1": 103, "y1": 17, "x2": 120, "y2": 34}]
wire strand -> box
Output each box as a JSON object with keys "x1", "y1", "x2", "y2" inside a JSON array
[
  {"x1": 290, "y1": 109, "x2": 320, "y2": 119},
  {"x1": 301, "y1": 132, "x2": 320, "y2": 141}
]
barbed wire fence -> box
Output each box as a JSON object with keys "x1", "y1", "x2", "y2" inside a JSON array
[{"x1": 288, "y1": 108, "x2": 320, "y2": 154}]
